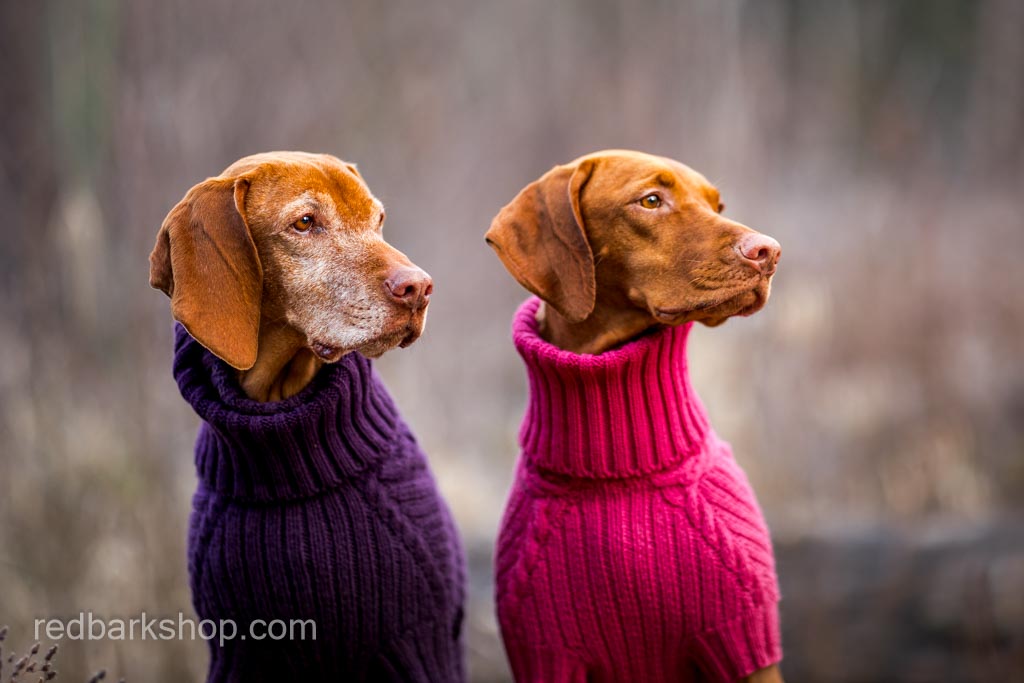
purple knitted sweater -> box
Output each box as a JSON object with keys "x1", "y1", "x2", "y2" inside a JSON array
[{"x1": 173, "y1": 325, "x2": 465, "y2": 682}]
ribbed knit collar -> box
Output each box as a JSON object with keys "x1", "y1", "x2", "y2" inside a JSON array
[
  {"x1": 513, "y1": 297, "x2": 712, "y2": 479},
  {"x1": 173, "y1": 324, "x2": 399, "y2": 502}
]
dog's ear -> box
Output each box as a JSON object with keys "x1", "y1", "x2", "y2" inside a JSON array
[
  {"x1": 485, "y1": 159, "x2": 597, "y2": 322},
  {"x1": 149, "y1": 175, "x2": 263, "y2": 370}
]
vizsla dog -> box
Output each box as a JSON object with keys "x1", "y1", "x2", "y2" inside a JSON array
[
  {"x1": 151, "y1": 151, "x2": 434, "y2": 401},
  {"x1": 487, "y1": 150, "x2": 783, "y2": 683},
  {"x1": 151, "y1": 152, "x2": 465, "y2": 682}
]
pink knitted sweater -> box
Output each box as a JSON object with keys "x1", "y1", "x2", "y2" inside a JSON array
[{"x1": 495, "y1": 298, "x2": 782, "y2": 682}]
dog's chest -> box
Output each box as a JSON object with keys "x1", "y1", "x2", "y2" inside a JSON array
[
  {"x1": 496, "y1": 451, "x2": 778, "y2": 659},
  {"x1": 187, "y1": 446, "x2": 463, "y2": 648}
]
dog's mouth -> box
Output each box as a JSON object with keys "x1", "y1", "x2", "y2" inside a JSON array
[
  {"x1": 308, "y1": 308, "x2": 427, "y2": 362},
  {"x1": 310, "y1": 341, "x2": 345, "y2": 362},
  {"x1": 309, "y1": 328, "x2": 417, "y2": 363},
  {"x1": 386, "y1": 311, "x2": 426, "y2": 352},
  {"x1": 398, "y1": 326, "x2": 421, "y2": 348},
  {"x1": 357, "y1": 326, "x2": 420, "y2": 359},
  {"x1": 651, "y1": 280, "x2": 770, "y2": 325}
]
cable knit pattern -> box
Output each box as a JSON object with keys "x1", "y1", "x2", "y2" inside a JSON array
[
  {"x1": 173, "y1": 325, "x2": 465, "y2": 682},
  {"x1": 495, "y1": 298, "x2": 781, "y2": 682}
]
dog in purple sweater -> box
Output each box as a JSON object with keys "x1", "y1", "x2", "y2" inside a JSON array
[{"x1": 150, "y1": 152, "x2": 465, "y2": 682}]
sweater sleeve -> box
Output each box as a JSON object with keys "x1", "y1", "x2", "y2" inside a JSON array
[
  {"x1": 690, "y1": 600, "x2": 783, "y2": 682},
  {"x1": 671, "y1": 448, "x2": 783, "y2": 681}
]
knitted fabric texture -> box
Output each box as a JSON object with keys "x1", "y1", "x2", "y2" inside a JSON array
[
  {"x1": 173, "y1": 325, "x2": 465, "y2": 682},
  {"x1": 495, "y1": 298, "x2": 782, "y2": 682}
]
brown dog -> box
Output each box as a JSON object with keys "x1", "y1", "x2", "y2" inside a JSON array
[
  {"x1": 487, "y1": 150, "x2": 783, "y2": 683},
  {"x1": 150, "y1": 153, "x2": 465, "y2": 682},
  {"x1": 150, "y1": 151, "x2": 432, "y2": 401},
  {"x1": 487, "y1": 149, "x2": 779, "y2": 355}
]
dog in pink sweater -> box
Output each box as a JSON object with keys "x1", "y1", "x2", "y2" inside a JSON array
[{"x1": 486, "y1": 150, "x2": 784, "y2": 682}]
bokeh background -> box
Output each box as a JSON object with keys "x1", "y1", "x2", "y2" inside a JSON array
[{"x1": 2, "y1": 0, "x2": 1023, "y2": 680}]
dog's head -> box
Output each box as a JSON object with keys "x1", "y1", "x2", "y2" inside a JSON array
[
  {"x1": 486, "y1": 149, "x2": 780, "y2": 330},
  {"x1": 150, "y1": 151, "x2": 431, "y2": 369}
]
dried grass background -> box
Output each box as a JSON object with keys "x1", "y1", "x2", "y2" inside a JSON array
[{"x1": 1, "y1": 1, "x2": 1022, "y2": 680}]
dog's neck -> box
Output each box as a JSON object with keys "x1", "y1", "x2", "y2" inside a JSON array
[
  {"x1": 173, "y1": 324, "x2": 400, "y2": 501},
  {"x1": 237, "y1": 321, "x2": 324, "y2": 402},
  {"x1": 537, "y1": 301, "x2": 659, "y2": 355},
  {"x1": 514, "y1": 297, "x2": 711, "y2": 478}
]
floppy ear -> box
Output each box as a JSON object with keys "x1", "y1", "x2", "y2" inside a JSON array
[
  {"x1": 485, "y1": 159, "x2": 597, "y2": 322},
  {"x1": 149, "y1": 175, "x2": 263, "y2": 370}
]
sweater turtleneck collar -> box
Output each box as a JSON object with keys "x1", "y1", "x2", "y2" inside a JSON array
[
  {"x1": 513, "y1": 297, "x2": 712, "y2": 479},
  {"x1": 173, "y1": 324, "x2": 400, "y2": 502}
]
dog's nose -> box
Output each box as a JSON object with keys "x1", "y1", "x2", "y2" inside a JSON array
[
  {"x1": 384, "y1": 266, "x2": 433, "y2": 310},
  {"x1": 735, "y1": 233, "x2": 781, "y2": 275}
]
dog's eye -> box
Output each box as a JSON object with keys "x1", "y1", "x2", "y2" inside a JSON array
[
  {"x1": 293, "y1": 214, "x2": 314, "y2": 232},
  {"x1": 640, "y1": 194, "x2": 662, "y2": 209},
  {"x1": 717, "y1": 202, "x2": 725, "y2": 213}
]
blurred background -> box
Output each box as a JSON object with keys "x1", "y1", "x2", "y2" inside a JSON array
[{"x1": 2, "y1": 0, "x2": 1023, "y2": 680}]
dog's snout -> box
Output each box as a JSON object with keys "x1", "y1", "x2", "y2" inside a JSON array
[
  {"x1": 384, "y1": 267, "x2": 433, "y2": 310},
  {"x1": 735, "y1": 233, "x2": 781, "y2": 274}
]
